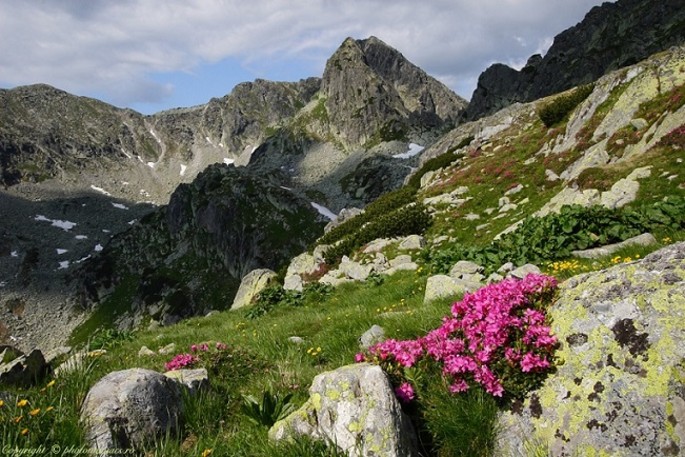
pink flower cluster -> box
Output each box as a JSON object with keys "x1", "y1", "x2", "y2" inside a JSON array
[
  {"x1": 165, "y1": 353, "x2": 198, "y2": 371},
  {"x1": 166, "y1": 341, "x2": 229, "y2": 371},
  {"x1": 358, "y1": 274, "x2": 558, "y2": 398}
]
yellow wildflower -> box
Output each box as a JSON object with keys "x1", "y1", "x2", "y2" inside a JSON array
[
  {"x1": 46, "y1": 406, "x2": 54, "y2": 413},
  {"x1": 29, "y1": 408, "x2": 40, "y2": 417},
  {"x1": 14, "y1": 416, "x2": 23, "y2": 424},
  {"x1": 21, "y1": 428, "x2": 29, "y2": 436},
  {"x1": 201, "y1": 449, "x2": 213, "y2": 457},
  {"x1": 46, "y1": 380, "x2": 56, "y2": 388},
  {"x1": 0, "y1": 400, "x2": 4, "y2": 408},
  {"x1": 17, "y1": 399, "x2": 28, "y2": 408}
]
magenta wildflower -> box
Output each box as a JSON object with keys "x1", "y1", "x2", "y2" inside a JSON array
[
  {"x1": 395, "y1": 382, "x2": 415, "y2": 403},
  {"x1": 165, "y1": 353, "x2": 198, "y2": 371},
  {"x1": 358, "y1": 274, "x2": 558, "y2": 398}
]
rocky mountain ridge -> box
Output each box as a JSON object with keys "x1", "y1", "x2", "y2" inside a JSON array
[
  {"x1": 0, "y1": 36, "x2": 465, "y2": 351},
  {"x1": 465, "y1": 0, "x2": 685, "y2": 120}
]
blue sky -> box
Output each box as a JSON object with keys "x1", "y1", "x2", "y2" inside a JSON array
[{"x1": 0, "y1": 0, "x2": 611, "y2": 115}]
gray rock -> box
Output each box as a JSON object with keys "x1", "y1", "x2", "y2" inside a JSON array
[
  {"x1": 508, "y1": 264, "x2": 542, "y2": 279},
  {"x1": 164, "y1": 368, "x2": 208, "y2": 395},
  {"x1": 288, "y1": 336, "x2": 305, "y2": 345},
  {"x1": 497, "y1": 262, "x2": 515, "y2": 274},
  {"x1": 359, "y1": 325, "x2": 385, "y2": 349},
  {"x1": 319, "y1": 272, "x2": 354, "y2": 288},
  {"x1": 390, "y1": 255, "x2": 414, "y2": 268},
  {"x1": 498, "y1": 196, "x2": 511, "y2": 208},
  {"x1": 487, "y1": 273, "x2": 504, "y2": 283},
  {"x1": 312, "y1": 244, "x2": 331, "y2": 263},
  {"x1": 283, "y1": 274, "x2": 304, "y2": 292},
  {"x1": 0, "y1": 348, "x2": 48, "y2": 387},
  {"x1": 325, "y1": 208, "x2": 364, "y2": 233},
  {"x1": 424, "y1": 275, "x2": 467, "y2": 303},
  {"x1": 269, "y1": 363, "x2": 417, "y2": 457},
  {"x1": 286, "y1": 253, "x2": 319, "y2": 278},
  {"x1": 572, "y1": 233, "x2": 657, "y2": 259},
  {"x1": 363, "y1": 238, "x2": 395, "y2": 254},
  {"x1": 138, "y1": 346, "x2": 156, "y2": 357},
  {"x1": 232, "y1": 268, "x2": 278, "y2": 308},
  {"x1": 504, "y1": 184, "x2": 524, "y2": 196},
  {"x1": 383, "y1": 263, "x2": 419, "y2": 276},
  {"x1": 158, "y1": 343, "x2": 176, "y2": 355},
  {"x1": 81, "y1": 368, "x2": 184, "y2": 455},
  {"x1": 496, "y1": 242, "x2": 685, "y2": 456},
  {"x1": 545, "y1": 169, "x2": 560, "y2": 181},
  {"x1": 398, "y1": 235, "x2": 425, "y2": 251},
  {"x1": 449, "y1": 260, "x2": 483, "y2": 277},
  {"x1": 339, "y1": 258, "x2": 373, "y2": 281}
]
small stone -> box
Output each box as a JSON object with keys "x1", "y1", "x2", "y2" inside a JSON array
[
  {"x1": 164, "y1": 368, "x2": 209, "y2": 395},
  {"x1": 498, "y1": 262, "x2": 515, "y2": 274},
  {"x1": 504, "y1": 184, "x2": 524, "y2": 196},
  {"x1": 390, "y1": 255, "x2": 414, "y2": 268},
  {"x1": 398, "y1": 235, "x2": 426, "y2": 251},
  {"x1": 283, "y1": 274, "x2": 304, "y2": 292},
  {"x1": 359, "y1": 325, "x2": 385, "y2": 349},
  {"x1": 138, "y1": 346, "x2": 156, "y2": 357},
  {"x1": 449, "y1": 260, "x2": 483, "y2": 277},
  {"x1": 158, "y1": 343, "x2": 176, "y2": 355},
  {"x1": 630, "y1": 118, "x2": 648, "y2": 130},
  {"x1": 508, "y1": 264, "x2": 542, "y2": 279},
  {"x1": 288, "y1": 336, "x2": 305, "y2": 345}
]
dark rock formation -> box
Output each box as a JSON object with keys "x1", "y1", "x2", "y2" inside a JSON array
[
  {"x1": 466, "y1": 0, "x2": 685, "y2": 120},
  {"x1": 75, "y1": 164, "x2": 324, "y2": 326}
]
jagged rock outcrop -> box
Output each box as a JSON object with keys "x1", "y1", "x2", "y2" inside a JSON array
[
  {"x1": 497, "y1": 242, "x2": 685, "y2": 456},
  {"x1": 270, "y1": 363, "x2": 418, "y2": 457},
  {"x1": 322, "y1": 36, "x2": 466, "y2": 147},
  {"x1": 76, "y1": 164, "x2": 325, "y2": 328},
  {"x1": 466, "y1": 0, "x2": 685, "y2": 120}
]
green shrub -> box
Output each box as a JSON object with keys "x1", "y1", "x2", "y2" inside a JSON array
[
  {"x1": 538, "y1": 84, "x2": 594, "y2": 128},
  {"x1": 324, "y1": 203, "x2": 432, "y2": 264},
  {"x1": 319, "y1": 186, "x2": 419, "y2": 246}
]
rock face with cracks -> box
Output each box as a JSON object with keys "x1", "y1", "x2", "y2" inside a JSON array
[
  {"x1": 269, "y1": 363, "x2": 417, "y2": 457},
  {"x1": 496, "y1": 242, "x2": 685, "y2": 456}
]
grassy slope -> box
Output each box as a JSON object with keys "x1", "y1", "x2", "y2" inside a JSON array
[{"x1": 3, "y1": 62, "x2": 685, "y2": 456}]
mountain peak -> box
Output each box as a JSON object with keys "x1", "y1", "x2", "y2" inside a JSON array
[{"x1": 321, "y1": 36, "x2": 466, "y2": 146}]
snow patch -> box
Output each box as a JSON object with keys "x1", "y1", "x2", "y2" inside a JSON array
[
  {"x1": 180, "y1": 164, "x2": 187, "y2": 176},
  {"x1": 310, "y1": 202, "x2": 337, "y2": 221},
  {"x1": 90, "y1": 185, "x2": 111, "y2": 196},
  {"x1": 75, "y1": 235, "x2": 88, "y2": 240},
  {"x1": 149, "y1": 128, "x2": 162, "y2": 144},
  {"x1": 111, "y1": 202, "x2": 129, "y2": 210},
  {"x1": 34, "y1": 215, "x2": 77, "y2": 231},
  {"x1": 56, "y1": 249, "x2": 68, "y2": 255},
  {"x1": 280, "y1": 186, "x2": 293, "y2": 191},
  {"x1": 75, "y1": 255, "x2": 91, "y2": 264},
  {"x1": 102, "y1": 229, "x2": 111, "y2": 233},
  {"x1": 393, "y1": 143, "x2": 425, "y2": 159},
  {"x1": 11, "y1": 251, "x2": 18, "y2": 258},
  {"x1": 121, "y1": 148, "x2": 132, "y2": 159},
  {"x1": 128, "y1": 219, "x2": 137, "y2": 225},
  {"x1": 58, "y1": 260, "x2": 70, "y2": 270},
  {"x1": 0, "y1": 281, "x2": 6, "y2": 288},
  {"x1": 94, "y1": 244, "x2": 104, "y2": 252},
  {"x1": 147, "y1": 162, "x2": 155, "y2": 169},
  {"x1": 223, "y1": 158, "x2": 235, "y2": 165}
]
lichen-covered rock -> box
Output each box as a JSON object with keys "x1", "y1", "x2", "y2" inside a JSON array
[
  {"x1": 232, "y1": 269, "x2": 278, "y2": 308},
  {"x1": 572, "y1": 233, "x2": 657, "y2": 259},
  {"x1": 286, "y1": 253, "x2": 319, "y2": 278},
  {"x1": 164, "y1": 368, "x2": 208, "y2": 395},
  {"x1": 339, "y1": 257, "x2": 373, "y2": 281},
  {"x1": 269, "y1": 363, "x2": 417, "y2": 457},
  {"x1": 423, "y1": 275, "x2": 468, "y2": 303},
  {"x1": 283, "y1": 274, "x2": 304, "y2": 292},
  {"x1": 496, "y1": 242, "x2": 685, "y2": 456},
  {"x1": 81, "y1": 368, "x2": 184, "y2": 455}
]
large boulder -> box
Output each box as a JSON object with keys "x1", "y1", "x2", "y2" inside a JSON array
[
  {"x1": 423, "y1": 275, "x2": 472, "y2": 304},
  {"x1": 496, "y1": 242, "x2": 685, "y2": 456},
  {"x1": 232, "y1": 268, "x2": 277, "y2": 309},
  {"x1": 270, "y1": 363, "x2": 417, "y2": 457},
  {"x1": 81, "y1": 368, "x2": 184, "y2": 455}
]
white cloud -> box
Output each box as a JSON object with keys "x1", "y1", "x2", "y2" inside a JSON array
[{"x1": 0, "y1": 0, "x2": 612, "y2": 108}]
